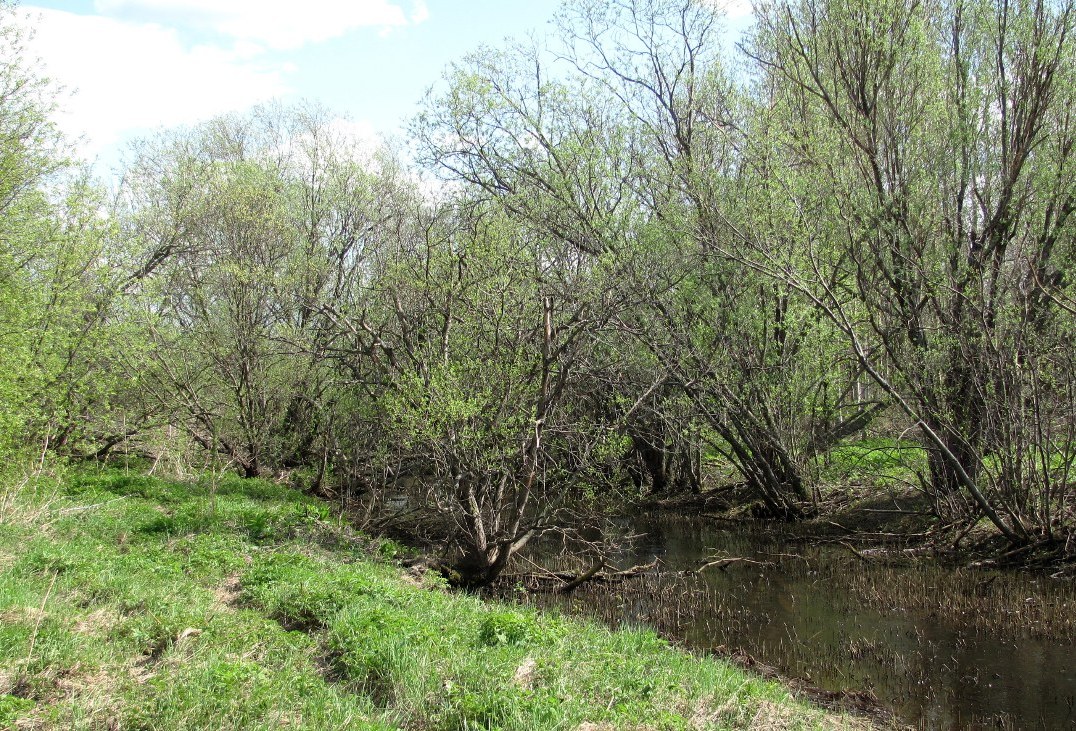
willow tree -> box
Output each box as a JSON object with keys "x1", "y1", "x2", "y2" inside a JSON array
[
  {"x1": 547, "y1": 0, "x2": 883, "y2": 516},
  {"x1": 0, "y1": 3, "x2": 130, "y2": 463},
  {"x1": 120, "y1": 104, "x2": 402, "y2": 480},
  {"x1": 748, "y1": 0, "x2": 1076, "y2": 542}
]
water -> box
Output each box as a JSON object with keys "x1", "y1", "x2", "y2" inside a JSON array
[{"x1": 499, "y1": 516, "x2": 1076, "y2": 730}]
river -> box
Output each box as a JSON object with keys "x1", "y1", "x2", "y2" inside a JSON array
[{"x1": 498, "y1": 515, "x2": 1076, "y2": 730}]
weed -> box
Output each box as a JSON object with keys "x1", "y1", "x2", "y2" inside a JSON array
[
  {"x1": 478, "y1": 609, "x2": 540, "y2": 647},
  {"x1": 0, "y1": 693, "x2": 34, "y2": 724}
]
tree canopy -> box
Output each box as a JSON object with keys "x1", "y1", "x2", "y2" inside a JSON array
[{"x1": 2, "y1": 0, "x2": 1075, "y2": 583}]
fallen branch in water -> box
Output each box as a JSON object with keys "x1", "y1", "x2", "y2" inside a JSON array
[
  {"x1": 838, "y1": 542, "x2": 937, "y2": 562},
  {"x1": 759, "y1": 551, "x2": 812, "y2": 567},
  {"x1": 501, "y1": 558, "x2": 660, "y2": 592},
  {"x1": 699, "y1": 513, "x2": 748, "y2": 523},
  {"x1": 603, "y1": 558, "x2": 659, "y2": 581},
  {"x1": 838, "y1": 541, "x2": 872, "y2": 563},
  {"x1": 555, "y1": 559, "x2": 606, "y2": 594},
  {"x1": 694, "y1": 556, "x2": 774, "y2": 573}
]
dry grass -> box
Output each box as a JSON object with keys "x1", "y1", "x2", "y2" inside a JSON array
[{"x1": 210, "y1": 575, "x2": 242, "y2": 609}]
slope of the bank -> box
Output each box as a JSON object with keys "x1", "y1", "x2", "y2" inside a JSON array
[{"x1": 0, "y1": 468, "x2": 869, "y2": 730}]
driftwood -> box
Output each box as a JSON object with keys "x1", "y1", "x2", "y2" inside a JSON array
[
  {"x1": 555, "y1": 559, "x2": 606, "y2": 594},
  {"x1": 501, "y1": 558, "x2": 660, "y2": 593},
  {"x1": 839, "y1": 540, "x2": 873, "y2": 563},
  {"x1": 694, "y1": 556, "x2": 774, "y2": 573},
  {"x1": 838, "y1": 541, "x2": 937, "y2": 562}
]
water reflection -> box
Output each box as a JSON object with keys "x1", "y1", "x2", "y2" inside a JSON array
[{"x1": 502, "y1": 517, "x2": 1076, "y2": 730}]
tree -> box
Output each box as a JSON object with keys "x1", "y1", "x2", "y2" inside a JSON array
[
  {"x1": 747, "y1": 0, "x2": 1076, "y2": 542},
  {"x1": 120, "y1": 104, "x2": 400, "y2": 480},
  {"x1": 548, "y1": 0, "x2": 882, "y2": 516},
  {"x1": 0, "y1": 3, "x2": 130, "y2": 463}
]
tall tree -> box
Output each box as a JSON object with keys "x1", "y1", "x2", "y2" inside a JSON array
[
  {"x1": 747, "y1": 0, "x2": 1076, "y2": 541},
  {"x1": 550, "y1": 0, "x2": 882, "y2": 516},
  {"x1": 0, "y1": 3, "x2": 130, "y2": 462},
  {"x1": 120, "y1": 104, "x2": 402, "y2": 479}
]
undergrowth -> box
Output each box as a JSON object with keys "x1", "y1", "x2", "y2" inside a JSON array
[{"x1": 0, "y1": 467, "x2": 865, "y2": 730}]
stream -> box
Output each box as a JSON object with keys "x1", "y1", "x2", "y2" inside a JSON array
[{"x1": 500, "y1": 515, "x2": 1076, "y2": 730}]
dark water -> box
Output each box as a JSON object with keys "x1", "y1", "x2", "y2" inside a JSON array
[{"x1": 503, "y1": 516, "x2": 1076, "y2": 730}]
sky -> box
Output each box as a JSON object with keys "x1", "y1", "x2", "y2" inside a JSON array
[{"x1": 15, "y1": 1, "x2": 751, "y2": 173}]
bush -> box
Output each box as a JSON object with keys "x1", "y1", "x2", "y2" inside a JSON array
[{"x1": 478, "y1": 610, "x2": 538, "y2": 647}]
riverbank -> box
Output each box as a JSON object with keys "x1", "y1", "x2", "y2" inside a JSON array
[
  {"x1": 0, "y1": 468, "x2": 870, "y2": 730},
  {"x1": 643, "y1": 470, "x2": 1076, "y2": 578},
  {"x1": 497, "y1": 513, "x2": 1076, "y2": 728}
]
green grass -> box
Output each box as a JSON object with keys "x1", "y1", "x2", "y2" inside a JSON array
[
  {"x1": 820, "y1": 438, "x2": 926, "y2": 488},
  {"x1": 0, "y1": 467, "x2": 863, "y2": 730}
]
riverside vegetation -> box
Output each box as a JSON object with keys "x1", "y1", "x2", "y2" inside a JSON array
[
  {"x1": 2, "y1": 0, "x2": 1076, "y2": 726},
  {"x1": 2, "y1": 0, "x2": 1076, "y2": 583},
  {"x1": 0, "y1": 467, "x2": 867, "y2": 730}
]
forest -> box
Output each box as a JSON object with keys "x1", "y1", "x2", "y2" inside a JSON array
[{"x1": 2, "y1": 0, "x2": 1075, "y2": 593}]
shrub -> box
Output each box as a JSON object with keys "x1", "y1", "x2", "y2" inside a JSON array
[{"x1": 478, "y1": 610, "x2": 538, "y2": 647}]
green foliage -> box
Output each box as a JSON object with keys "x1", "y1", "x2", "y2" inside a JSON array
[
  {"x1": 823, "y1": 438, "x2": 927, "y2": 486},
  {"x1": 478, "y1": 609, "x2": 540, "y2": 647},
  {"x1": 0, "y1": 693, "x2": 34, "y2": 722},
  {"x1": 0, "y1": 5, "x2": 140, "y2": 465},
  {"x1": 0, "y1": 0, "x2": 1073, "y2": 585},
  {"x1": 242, "y1": 554, "x2": 363, "y2": 629},
  {"x1": 434, "y1": 681, "x2": 561, "y2": 731}
]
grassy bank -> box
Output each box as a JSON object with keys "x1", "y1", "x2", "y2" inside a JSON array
[{"x1": 0, "y1": 467, "x2": 866, "y2": 730}]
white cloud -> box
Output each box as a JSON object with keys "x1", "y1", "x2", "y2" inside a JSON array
[
  {"x1": 92, "y1": 0, "x2": 425, "y2": 50},
  {"x1": 410, "y1": 1, "x2": 430, "y2": 24},
  {"x1": 327, "y1": 118, "x2": 381, "y2": 150},
  {"x1": 19, "y1": 7, "x2": 292, "y2": 159}
]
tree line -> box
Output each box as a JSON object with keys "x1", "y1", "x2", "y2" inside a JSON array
[{"x1": 3, "y1": 0, "x2": 1074, "y2": 584}]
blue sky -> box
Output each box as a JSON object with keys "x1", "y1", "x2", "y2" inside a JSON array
[{"x1": 17, "y1": 1, "x2": 750, "y2": 172}]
